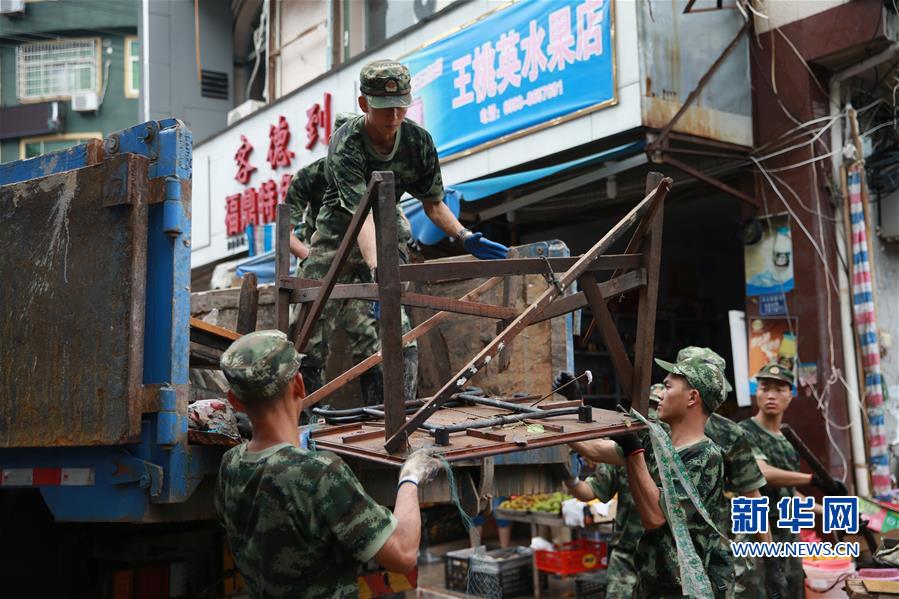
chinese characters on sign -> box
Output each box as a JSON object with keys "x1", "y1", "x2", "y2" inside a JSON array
[
  {"x1": 405, "y1": 0, "x2": 615, "y2": 158},
  {"x1": 225, "y1": 95, "x2": 334, "y2": 247}
]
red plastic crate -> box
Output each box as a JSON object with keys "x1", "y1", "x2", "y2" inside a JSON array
[{"x1": 535, "y1": 539, "x2": 607, "y2": 576}]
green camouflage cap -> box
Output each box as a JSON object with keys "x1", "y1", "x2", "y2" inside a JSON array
[
  {"x1": 755, "y1": 362, "x2": 795, "y2": 386},
  {"x1": 220, "y1": 330, "x2": 302, "y2": 402},
  {"x1": 360, "y1": 60, "x2": 412, "y2": 109},
  {"x1": 649, "y1": 383, "x2": 665, "y2": 405},
  {"x1": 655, "y1": 357, "x2": 727, "y2": 413},
  {"x1": 676, "y1": 346, "x2": 734, "y2": 395}
]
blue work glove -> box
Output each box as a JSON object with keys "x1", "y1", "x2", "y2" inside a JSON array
[
  {"x1": 370, "y1": 300, "x2": 380, "y2": 321},
  {"x1": 461, "y1": 230, "x2": 509, "y2": 260}
]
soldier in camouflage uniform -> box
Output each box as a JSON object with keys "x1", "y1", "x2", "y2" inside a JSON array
[
  {"x1": 215, "y1": 330, "x2": 441, "y2": 599},
  {"x1": 739, "y1": 363, "x2": 844, "y2": 597},
  {"x1": 571, "y1": 357, "x2": 734, "y2": 598},
  {"x1": 303, "y1": 59, "x2": 508, "y2": 405},
  {"x1": 566, "y1": 384, "x2": 663, "y2": 598}
]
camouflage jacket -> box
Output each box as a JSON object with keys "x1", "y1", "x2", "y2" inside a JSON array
[
  {"x1": 636, "y1": 436, "x2": 733, "y2": 597},
  {"x1": 215, "y1": 443, "x2": 396, "y2": 599},
  {"x1": 706, "y1": 413, "x2": 766, "y2": 495},
  {"x1": 587, "y1": 463, "x2": 640, "y2": 553},
  {"x1": 739, "y1": 417, "x2": 802, "y2": 541},
  {"x1": 314, "y1": 115, "x2": 440, "y2": 249},
  {"x1": 285, "y1": 157, "x2": 327, "y2": 243}
]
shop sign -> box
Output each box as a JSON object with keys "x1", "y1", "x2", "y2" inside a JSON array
[
  {"x1": 757, "y1": 293, "x2": 787, "y2": 317},
  {"x1": 745, "y1": 215, "x2": 794, "y2": 296},
  {"x1": 404, "y1": 0, "x2": 616, "y2": 159},
  {"x1": 223, "y1": 93, "x2": 333, "y2": 252}
]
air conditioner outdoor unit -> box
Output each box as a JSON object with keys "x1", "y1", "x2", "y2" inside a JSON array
[
  {"x1": 227, "y1": 99, "x2": 265, "y2": 126},
  {"x1": 71, "y1": 91, "x2": 99, "y2": 112},
  {"x1": 0, "y1": 0, "x2": 25, "y2": 15}
]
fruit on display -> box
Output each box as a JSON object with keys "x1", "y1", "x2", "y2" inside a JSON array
[{"x1": 498, "y1": 492, "x2": 572, "y2": 513}]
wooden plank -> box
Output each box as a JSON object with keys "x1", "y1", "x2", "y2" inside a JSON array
[
  {"x1": 579, "y1": 275, "x2": 634, "y2": 396},
  {"x1": 631, "y1": 173, "x2": 665, "y2": 415},
  {"x1": 275, "y1": 204, "x2": 291, "y2": 334},
  {"x1": 394, "y1": 254, "x2": 642, "y2": 282},
  {"x1": 374, "y1": 172, "x2": 406, "y2": 448},
  {"x1": 294, "y1": 176, "x2": 379, "y2": 350},
  {"x1": 385, "y1": 178, "x2": 672, "y2": 453},
  {"x1": 342, "y1": 429, "x2": 387, "y2": 443},
  {"x1": 190, "y1": 317, "x2": 241, "y2": 352},
  {"x1": 529, "y1": 269, "x2": 646, "y2": 324},
  {"x1": 301, "y1": 276, "x2": 504, "y2": 410},
  {"x1": 236, "y1": 272, "x2": 259, "y2": 334}
]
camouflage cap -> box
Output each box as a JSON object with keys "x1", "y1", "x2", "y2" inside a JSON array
[
  {"x1": 655, "y1": 357, "x2": 727, "y2": 413},
  {"x1": 220, "y1": 330, "x2": 302, "y2": 402},
  {"x1": 755, "y1": 362, "x2": 795, "y2": 386},
  {"x1": 649, "y1": 383, "x2": 665, "y2": 405},
  {"x1": 676, "y1": 346, "x2": 734, "y2": 395},
  {"x1": 360, "y1": 60, "x2": 411, "y2": 109}
]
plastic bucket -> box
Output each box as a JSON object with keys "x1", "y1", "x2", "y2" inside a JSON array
[{"x1": 804, "y1": 559, "x2": 854, "y2": 598}]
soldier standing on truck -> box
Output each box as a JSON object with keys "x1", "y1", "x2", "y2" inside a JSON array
[
  {"x1": 739, "y1": 363, "x2": 847, "y2": 597},
  {"x1": 301, "y1": 58, "x2": 509, "y2": 406},
  {"x1": 570, "y1": 357, "x2": 734, "y2": 598},
  {"x1": 214, "y1": 330, "x2": 441, "y2": 599},
  {"x1": 283, "y1": 113, "x2": 419, "y2": 399}
]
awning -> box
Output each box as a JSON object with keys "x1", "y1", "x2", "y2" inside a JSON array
[{"x1": 402, "y1": 140, "x2": 645, "y2": 245}]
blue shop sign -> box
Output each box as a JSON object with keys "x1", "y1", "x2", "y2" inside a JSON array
[{"x1": 404, "y1": 0, "x2": 616, "y2": 159}]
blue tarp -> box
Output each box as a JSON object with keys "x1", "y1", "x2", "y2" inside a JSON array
[
  {"x1": 235, "y1": 249, "x2": 295, "y2": 284},
  {"x1": 401, "y1": 140, "x2": 643, "y2": 245}
]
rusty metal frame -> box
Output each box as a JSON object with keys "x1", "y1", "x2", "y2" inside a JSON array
[{"x1": 274, "y1": 171, "x2": 670, "y2": 458}]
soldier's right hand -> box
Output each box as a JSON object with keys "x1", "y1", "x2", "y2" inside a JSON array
[
  {"x1": 810, "y1": 473, "x2": 848, "y2": 496},
  {"x1": 553, "y1": 371, "x2": 582, "y2": 401},
  {"x1": 398, "y1": 448, "x2": 442, "y2": 487}
]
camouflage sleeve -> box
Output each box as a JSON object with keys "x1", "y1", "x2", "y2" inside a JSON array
[
  {"x1": 586, "y1": 463, "x2": 620, "y2": 502},
  {"x1": 313, "y1": 453, "x2": 397, "y2": 563},
  {"x1": 407, "y1": 129, "x2": 444, "y2": 203},
  {"x1": 724, "y1": 432, "x2": 767, "y2": 494},
  {"x1": 285, "y1": 172, "x2": 306, "y2": 232}
]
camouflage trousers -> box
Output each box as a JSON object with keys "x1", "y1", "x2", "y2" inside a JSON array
[
  {"x1": 734, "y1": 555, "x2": 803, "y2": 598},
  {"x1": 605, "y1": 548, "x2": 637, "y2": 599},
  {"x1": 297, "y1": 244, "x2": 414, "y2": 369}
]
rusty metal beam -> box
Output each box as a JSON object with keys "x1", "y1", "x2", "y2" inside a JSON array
[
  {"x1": 276, "y1": 204, "x2": 291, "y2": 334},
  {"x1": 384, "y1": 178, "x2": 672, "y2": 453},
  {"x1": 293, "y1": 176, "x2": 379, "y2": 351},
  {"x1": 662, "y1": 154, "x2": 759, "y2": 209},
  {"x1": 579, "y1": 275, "x2": 634, "y2": 397},
  {"x1": 373, "y1": 172, "x2": 406, "y2": 445},
  {"x1": 530, "y1": 269, "x2": 647, "y2": 324}
]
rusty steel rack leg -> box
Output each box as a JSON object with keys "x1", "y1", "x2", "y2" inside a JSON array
[
  {"x1": 276, "y1": 204, "x2": 291, "y2": 334},
  {"x1": 372, "y1": 172, "x2": 406, "y2": 446},
  {"x1": 384, "y1": 177, "x2": 672, "y2": 453}
]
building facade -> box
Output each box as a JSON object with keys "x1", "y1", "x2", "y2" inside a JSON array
[{"x1": 0, "y1": 0, "x2": 140, "y2": 162}]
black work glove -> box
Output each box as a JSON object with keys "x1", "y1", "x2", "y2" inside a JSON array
[
  {"x1": 611, "y1": 433, "x2": 643, "y2": 458},
  {"x1": 553, "y1": 371, "x2": 583, "y2": 401},
  {"x1": 763, "y1": 557, "x2": 788, "y2": 598},
  {"x1": 810, "y1": 473, "x2": 849, "y2": 496}
]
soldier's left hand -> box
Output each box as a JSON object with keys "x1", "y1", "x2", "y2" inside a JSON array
[
  {"x1": 810, "y1": 473, "x2": 848, "y2": 496},
  {"x1": 462, "y1": 232, "x2": 509, "y2": 260},
  {"x1": 399, "y1": 448, "x2": 441, "y2": 487}
]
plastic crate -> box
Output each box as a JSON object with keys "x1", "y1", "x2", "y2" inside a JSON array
[
  {"x1": 468, "y1": 547, "x2": 534, "y2": 599},
  {"x1": 535, "y1": 539, "x2": 607, "y2": 576},
  {"x1": 574, "y1": 570, "x2": 608, "y2": 598},
  {"x1": 444, "y1": 546, "x2": 485, "y2": 592}
]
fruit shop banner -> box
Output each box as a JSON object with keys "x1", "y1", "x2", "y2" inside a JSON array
[{"x1": 403, "y1": 0, "x2": 616, "y2": 159}]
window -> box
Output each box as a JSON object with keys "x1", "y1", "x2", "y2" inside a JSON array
[
  {"x1": 342, "y1": 0, "x2": 461, "y2": 62},
  {"x1": 16, "y1": 39, "x2": 100, "y2": 102},
  {"x1": 125, "y1": 36, "x2": 139, "y2": 98},
  {"x1": 20, "y1": 133, "x2": 102, "y2": 159}
]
